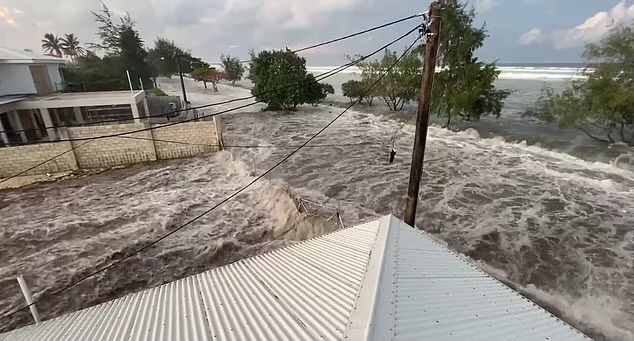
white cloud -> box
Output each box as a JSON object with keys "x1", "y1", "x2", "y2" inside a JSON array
[
  {"x1": 519, "y1": 28, "x2": 544, "y2": 45},
  {"x1": 211, "y1": 0, "x2": 362, "y2": 30},
  {"x1": 521, "y1": 1, "x2": 634, "y2": 49},
  {"x1": 473, "y1": 0, "x2": 497, "y2": 13},
  {"x1": 555, "y1": 0, "x2": 634, "y2": 49}
]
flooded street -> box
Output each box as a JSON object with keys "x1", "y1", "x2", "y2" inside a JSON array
[{"x1": 1, "y1": 78, "x2": 633, "y2": 340}]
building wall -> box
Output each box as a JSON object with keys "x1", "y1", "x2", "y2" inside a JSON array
[
  {"x1": 0, "y1": 140, "x2": 77, "y2": 176},
  {"x1": 66, "y1": 123, "x2": 157, "y2": 169},
  {"x1": 0, "y1": 121, "x2": 219, "y2": 178},
  {"x1": 0, "y1": 64, "x2": 36, "y2": 96},
  {"x1": 152, "y1": 121, "x2": 217, "y2": 159},
  {"x1": 47, "y1": 64, "x2": 63, "y2": 91}
]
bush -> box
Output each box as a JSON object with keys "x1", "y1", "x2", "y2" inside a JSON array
[{"x1": 342, "y1": 80, "x2": 363, "y2": 103}]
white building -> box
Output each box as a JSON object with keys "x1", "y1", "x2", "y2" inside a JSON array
[{"x1": 0, "y1": 47, "x2": 149, "y2": 146}]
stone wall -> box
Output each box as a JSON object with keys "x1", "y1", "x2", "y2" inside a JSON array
[
  {"x1": 0, "y1": 121, "x2": 219, "y2": 178},
  {"x1": 152, "y1": 121, "x2": 217, "y2": 159},
  {"x1": 0, "y1": 141, "x2": 77, "y2": 176}
]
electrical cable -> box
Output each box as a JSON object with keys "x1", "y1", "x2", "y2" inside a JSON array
[
  {"x1": 238, "y1": 12, "x2": 426, "y2": 64},
  {"x1": 1, "y1": 33, "x2": 422, "y2": 324}
]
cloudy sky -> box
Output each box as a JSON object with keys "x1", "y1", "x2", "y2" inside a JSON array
[{"x1": 1, "y1": 0, "x2": 633, "y2": 65}]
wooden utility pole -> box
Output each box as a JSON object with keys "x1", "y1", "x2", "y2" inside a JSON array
[
  {"x1": 404, "y1": 1, "x2": 442, "y2": 227},
  {"x1": 176, "y1": 54, "x2": 189, "y2": 107}
]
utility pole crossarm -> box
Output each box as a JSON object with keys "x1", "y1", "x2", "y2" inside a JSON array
[{"x1": 403, "y1": 1, "x2": 442, "y2": 227}]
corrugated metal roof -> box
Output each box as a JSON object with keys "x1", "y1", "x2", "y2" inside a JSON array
[{"x1": 0, "y1": 215, "x2": 590, "y2": 341}]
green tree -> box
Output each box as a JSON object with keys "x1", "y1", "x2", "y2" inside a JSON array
[
  {"x1": 342, "y1": 80, "x2": 364, "y2": 103},
  {"x1": 61, "y1": 52, "x2": 128, "y2": 91},
  {"x1": 148, "y1": 38, "x2": 209, "y2": 77},
  {"x1": 41, "y1": 33, "x2": 63, "y2": 57},
  {"x1": 60, "y1": 34, "x2": 86, "y2": 63},
  {"x1": 191, "y1": 67, "x2": 214, "y2": 89},
  {"x1": 377, "y1": 49, "x2": 422, "y2": 111},
  {"x1": 430, "y1": 0, "x2": 510, "y2": 126},
  {"x1": 534, "y1": 26, "x2": 634, "y2": 145},
  {"x1": 354, "y1": 57, "x2": 382, "y2": 105},
  {"x1": 220, "y1": 54, "x2": 245, "y2": 84},
  {"x1": 248, "y1": 49, "x2": 317, "y2": 110},
  {"x1": 62, "y1": 4, "x2": 153, "y2": 91},
  {"x1": 302, "y1": 75, "x2": 334, "y2": 106},
  {"x1": 89, "y1": 4, "x2": 134, "y2": 54},
  {"x1": 118, "y1": 25, "x2": 152, "y2": 89}
]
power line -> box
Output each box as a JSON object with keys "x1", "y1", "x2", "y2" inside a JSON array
[
  {"x1": 0, "y1": 140, "x2": 93, "y2": 185},
  {"x1": 238, "y1": 13, "x2": 425, "y2": 64},
  {"x1": 6, "y1": 24, "x2": 421, "y2": 146},
  {"x1": 1, "y1": 34, "x2": 422, "y2": 324}
]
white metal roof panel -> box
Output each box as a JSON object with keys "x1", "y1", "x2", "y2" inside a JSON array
[
  {"x1": 0, "y1": 215, "x2": 590, "y2": 341},
  {"x1": 365, "y1": 216, "x2": 589, "y2": 341}
]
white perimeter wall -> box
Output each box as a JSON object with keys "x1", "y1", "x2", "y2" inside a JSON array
[{"x1": 0, "y1": 64, "x2": 36, "y2": 96}]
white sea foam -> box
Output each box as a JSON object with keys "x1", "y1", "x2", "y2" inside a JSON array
[{"x1": 306, "y1": 65, "x2": 587, "y2": 80}]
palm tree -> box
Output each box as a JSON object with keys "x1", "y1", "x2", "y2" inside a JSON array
[
  {"x1": 60, "y1": 33, "x2": 86, "y2": 63},
  {"x1": 41, "y1": 33, "x2": 63, "y2": 57}
]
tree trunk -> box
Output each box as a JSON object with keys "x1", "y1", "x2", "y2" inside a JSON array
[
  {"x1": 619, "y1": 121, "x2": 626, "y2": 143},
  {"x1": 203, "y1": 81, "x2": 207, "y2": 89},
  {"x1": 368, "y1": 97, "x2": 374, "y2": 106},
  {"x1": 232, "y1": 80, "x2": 236, "y2": 85},
  {"x1": 398, "y1": 99, "x2": 405, "y2": 111},
  {"x1": 445, "y1": 111, "x2": 452, "y2": 128},
  {"x1": 383, "y1": 97, "x2": 393, "y2": 110}
]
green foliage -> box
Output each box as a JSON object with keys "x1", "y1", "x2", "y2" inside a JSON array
[
  {"x1": 341, "y1": 80, "x2": 364, "y2": 103},
  {"x1": 220, "y1": 54, "x2": 245, "y2": 84},
  {"x1": 303, "y1": 75, "x2": 334, "y2": 106},
  {"x1": 61, "y1": 52, "x2": 128, "y2": 91},
  {"x1": 60, "y1": 34, "x2": 86, "y2": 63},
  {"x1": 355, "y1": 49, "x2": 422, "y2": 111},
  {"x1": 430, "y1": 0, "x2": 510, "y2": 126},
  {"x1": 191, "y1": 67, "x2": 219, "y2": 91},
  {"x1": 534, "y1": 26, "x2": 634, "y2": 145},
  {"x1": 147, "y1": 38, "x2": 209, "y2": 77},
  {"x1": 89, "y1": 4, "x2": 134, "y2": 55},
  {"x1": 41, "y1": 33, "x2": 63, "y2": 57},
  {"x1": 118, "y1": 26, "x2": 152, "y2": 88},
  {"x1": 62, "y1": 5, "x2": 153, "y2": 91},
  {"x1": 248, "y1": 49, "x2": 332, "y2": 110}
]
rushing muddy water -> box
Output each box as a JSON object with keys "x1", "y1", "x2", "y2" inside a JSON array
[{"x1": 1, "y1": 75, "x2": 633, "y2": 340}]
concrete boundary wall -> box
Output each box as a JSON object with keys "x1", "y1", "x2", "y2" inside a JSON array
[{"x1": 0, "y1": 121, "x2": 219, "y2": 178}]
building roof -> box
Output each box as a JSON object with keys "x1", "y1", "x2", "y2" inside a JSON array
[
  {"x1": 0, "y1": 215, "x2": 590, "y2": 341},
  {"x1": 11, "y1": 91, "x2": 146, "y2": 111},
  {"x1": 0, "y1": 47, "x2": 65, "y2": 64}
]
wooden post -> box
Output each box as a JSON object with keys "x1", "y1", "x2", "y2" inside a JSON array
[{"x1": 403, "y1": 1, "x2": 442, "y2": 227}]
